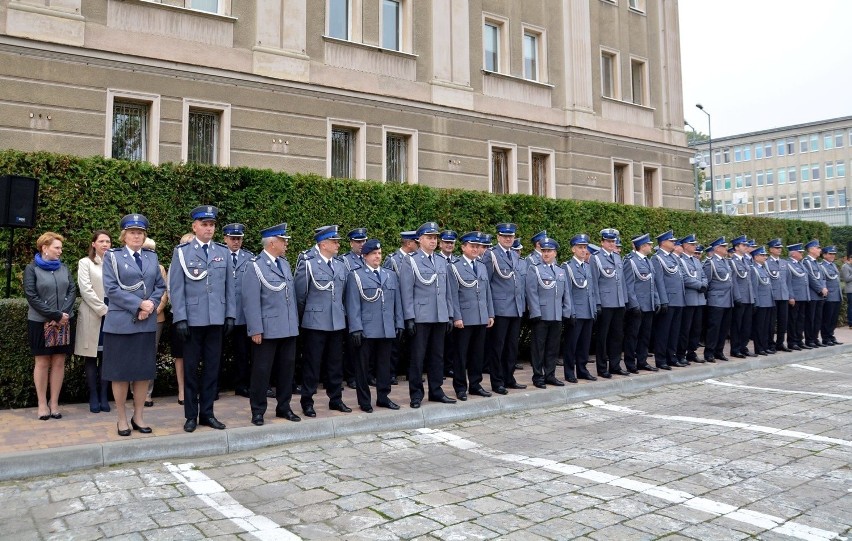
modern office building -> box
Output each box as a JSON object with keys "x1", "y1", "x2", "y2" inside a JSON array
[
  {"x1": 0, "y1": 0, "x2": 693, "y2": 208},
  {"x1": 693, "y1": 116, "x2": 852, "y2": 225}
]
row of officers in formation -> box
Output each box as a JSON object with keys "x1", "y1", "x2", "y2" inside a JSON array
[{"x1": 101, "y1": 206, "x2": 844, "y2": 433}]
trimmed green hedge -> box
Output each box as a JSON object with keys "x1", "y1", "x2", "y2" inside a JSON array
[{"x1": 0, "y1": 149, "x2": 832, "y2": 407}]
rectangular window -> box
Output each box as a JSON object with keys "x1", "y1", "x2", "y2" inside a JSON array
[
  {"x1": 758, "y1": 198, "x2": 765, "y2": 214},
  {"x1": 187, "y1": 110, "x2": 219, "y2": 165},
  {"x1": 801, "y1": 165, "x2": 810, "y2": 181},
  {"x1": 381, "y1": 0, "x2": 401, "y2": 51},
  {"x1": 385, "y1": 134, "x2": 407, "y2": 183},
  {"x1": 836, "y1": 131, "x2": 844, "y2": 148},
  {"x1": 331, "y1": 128, "x2": 354, "y2": 178},
  {"x1": 744, "y1": 172, "x2": 752, "y2": 187},
  {"x1": 724, "y1": 174, "x2": 731, "y2": 190},
  {"x1": 801, "y1": 192, "x2": 811, "y2": 210},
  {"x1": 837, "y1": 160, "x2": 846, "y2": 177},
  {"x1": 767, "y1": 197, "x2": 775, "y2": 213},
  {"x1": 613, "y1": 163, "x2": 627, "y2": 203},
  {"x1": 812, "y1": 163, "x2": 820, "y2": 180},
  {"x1": 826, "y1": 162, "x2": 834, "y2": 179},
  {"x1": 755, "y1": 144, "x2": 763, "y2": 159},
  {"x1": 628, "y1": 0, "x2": 646, "y2": 12},
  {"x1": 824, "y1": 133, "x2": 834, "y2": 150},
  {"x1": 765, "y1": 170, "x2": 774, "y2": 185},
  {"x1": 484, "y1": 21, "x2": 502, "y2": 72},
  {"x1": 601, "y1": 50, "x2": 618, "y2": 99},
  {"x1": 714, "y1": 175, "x2": 722, "y2": 191},
  {"x1": 329, "y1": 0, "x2": 350, "y2": 40},
  {"x1": 764, "y1": 142, "x2": 772, "y2": 158},
  {"x1": 779, "y1": 195, "x2": 788, "y2": 211},
  {"x1": 630, "y1": 58, "x2": 648, "y2": 105},
  {"x1": 810, "y1": 134, "x2": 819, "y2": 151},
  {"x1": 111, "y1": 101, "x2": 149, "y2": 161},
  {"x1": 800, "y1": 136, "x2": 808, "y2": 153},
  {"x1": 735, "y1": 174, "x2": 743, "y2": 188},
  {"x1": 827, "y1": 190, "x2": 836, "y2": 208},
  {"x1": 813, "y1": 192, "x2": 822, "y2": 209},
  {"x1": 839, "y1": 188, "x2": 847, "y2": 207},
  {"x1": 787, "y1": 167, "x2": 796, "y2": 183},
  {"x1": 723, "y1": 148, "x2": 730, "y2": 163},
  {"x1": 531, "y1": 153, "x2": 548, "y2": 197},
  {"x1": 786, "y1": 139, "x2": 795, "y2": 155},
  {"x1": 190, "y1": 0, "x2": 219, "y2": 13},
  {"x1": 714, "y1": 151, "x2": 721, "y2": 165},
  {"x1": 704, "y1": 178, "x2": 712, "y2": 192},
  {"x1": 734, "y1": 146, "x2": 742, "y2": 162},
  {"x1": 743, "y1": 146, "x2": 751, "y2": 161},
  {"x1": 776, "y1": 140, "x2": 785, "y2": 156},
  {"x1": 523, "y1": 32, "x2": 539, "y2": 81},
  {"x1": 777, "y1": 168, "x2": 786, "y2": 185},
  {"x1": 756, "y1": 170, "x2": 764, "y2": 186}
]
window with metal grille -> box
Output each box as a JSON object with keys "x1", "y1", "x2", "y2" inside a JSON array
[
  {"x1": 331, "y1": 128, "x2": 354, "y2": 178},
  {"x1": 531, "y1": 153, "x2": 547, "y2": 196},
  {"x1": 386, "y1": 134, "x2": 407, "y2": 183},
  {"x1": 188, "y1": 110, "x2": 219, "y2": 165},
  {"x1": 111, "y1": 101, "x2": 148, "y2": 161},
  {"x1": 492, "y1": 149, "x2": 509, "y2": 194}
]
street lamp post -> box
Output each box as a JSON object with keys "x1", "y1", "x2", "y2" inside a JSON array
[
  {"x1": 685, "y1": 120, "x2": 702, "y2": 211},
  {"x1": 696, "y1": 104, "x2": 715, "y2": 213}
]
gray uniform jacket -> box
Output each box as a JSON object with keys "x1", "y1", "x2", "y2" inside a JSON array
[
  {"x1": 342, "y1": 251, "x2": 364, "y2": 272},
  {"x1": 751, "y1": 264, "x2": 774, "y2": 308},
  {"x1": 821, "y1": 261, "x2": 842, "y2": 302},
  {"x1": 169, "y1": 240, "x2": 236, "y2": 326},
  {"x1": 448, "y1": 257, "x2": 494, "y2": 325},
  {"x1": 525, "y1": 261, "x2": 573, "y2": 321},
  {"x1": 345, "y1": 266, "x2": 403, "y2": 339},
  {"x1": 766, "y1": 257, "x2": 792, "y2": 302},
  {"x1": 486, "y1": 246, "x2": 526, "y2": 318},
  {"x1": 383, "y1": 249, "x2": 409, "y2": 274},
  {"x1": 241, "y1": 252, "x2": 299, "y2": 339},
  {"x1": 24, "y1": 262, "x2": 76, "y2": 322},
  {"x1": 652, "y1": 250, "x2": 685, "y2": 307},
  {"x1": 840, "y1": 262, "x2": 852, "y2": 294},
  {"x1": 803, "y1": 256, "x2": 827, "y2": 299},
  {"x1": 102, "y1": 247, "x2": 166, "y2": 334},
  {"x1": 623, "y1": 252, "x2": 658, "y2": 312},
  {"x1": 399, "y1": 249, "x2": 453, "y2": 323},
  {"x1": 730, "y1": 255, "x2": 755, "y2": 304},
  {"x1": 703, "y1": 255, "x2": 735, "y2": 308},
  {"x1": 526, "y1": 250, "x2": 543, "y2": 266},
  {"x1": 564, "y1": 257, "x2": 598, "y2": 319},
  {"x1": 295, "y1": 254, "x2": 348, "y2": 331},
  {"x1": 680, "y1": 254, "x2": 708, "y2": 306},
  {"x1": 229, "y1": 248, "x2": 253, "y2": 326},
  {"x1": 592, "y1": 250, "x2": 628, "y2": 308},
  {"x1": 787, "y1": 258, "x2": 811, "y2": 302}
]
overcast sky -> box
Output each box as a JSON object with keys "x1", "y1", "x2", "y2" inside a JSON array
[{"x1": 679, "y1": 0, "x2": 852, "y2": 139}]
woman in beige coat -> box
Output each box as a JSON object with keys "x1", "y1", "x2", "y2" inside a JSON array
[{"x1": 75, "y1": 230, "x2": 112, "y2": 413}]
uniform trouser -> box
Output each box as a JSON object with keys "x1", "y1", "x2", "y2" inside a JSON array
[
  {"x1": 356, "y1": 338, "x2": 393, "y2": 408},
  {"x1": 788, "y1": 301, "x2": 806, "y2": 346},
  {"x1": 342, "y1": 331, "x2": 356, "y2": 384},
  {"x1": 531, "y1": 319, "x2": 561, "y2": 384},
  {"x1": 654, "y1": 306, "x2": 682, "y2": 366},
  {"x1": 821, "y1": 301, "x2": 841, "y2": 342},
  {"x1": 183, "y1": 324, "x2": 223, "y2": 421},
  {"x1": 389, "y1": 334, "x2": 408, "y2": 379},
  {"x1": 224, "y1": 324, "x2": 251, "y2": 390},
  {"x1": 452, "y1": 324, "x2": 487, "y2": 394},
  {"x1": 705, "y1": 306, "x2": 731, "y2": 359},
  {"x1": 847, "y1": 293, "x2": 852, "y2": 327},
  {"x1": 730, "y1": 302, "x2": 753, "y2": 354},
  {"x1": 771, "y1": 300, "x2": 789, "y2": 348},
  {"x1": 444, "y1": 325, "x2": 459, "y2": 376},
  {"x1": 806, "y1": 299, "x2": 824, "y2": 344},
  {"x1": 677, "y1": 305, "x2": 702, "y2": 359},
  {"x1": 565, "y1": 318, "x2": 594, "y2": 378},
  {"x1": 408, "y1": 322, "x2": 448, "y2": 401},
  {"x1": 300, "y1": 328, "x2": 344, "y2": 407},
  {"x1": 596, "y1": 307, "x2": 625, "y2": 374},
  {"x1": 487, "y1": 316, "x2": 522, "y2": 390},
  {"x1": 249, "y1": 336, "x2": 295, "y2": 416},
  {"x1": 623, "y1": 310, "x2": 653, "y2": 370},
  {"x1": 752, "y1": 307, "x2": 772, "y2": 354}
]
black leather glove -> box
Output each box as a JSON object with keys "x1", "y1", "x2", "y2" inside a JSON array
[
  {"x1": 564, "y1": 315, "x2": 577, "y2": 326},
  {"x1": 659, "y1": 304, "x2": 668, "y2": 314},
  {"x1": 529, "y1": 316, "x2": 542, "y2": 324},
  {"x1": 405, "y1": 319, "x2": 416, "y2": 337},
  {"x1": 595, "y1": 306, "x2": 602, "y2": 317},
  {"x1": 446, "y1": 321, "x2": 453, "y2": 334},
  {"x1": 350, "y1": 331, "x2": 363, "y2": 348},
  {"x1": 175, "y1": 320, "x2": 190, "y2": 341},
  {"x1": 734, "y1": 300, "x2": 742, "y2": 307},
  {"x1": 628, "y1": 306, "x2": 640, "y2": 315},
  {"x1": 396, "y1": 327, "x2": 403, "y2": 339},
  {"x1": 223, "y1": 317, "x2": 235, "y2": 336},
  {"x1": 698, "y1": 286, "x2": 708, "y2": 294}
]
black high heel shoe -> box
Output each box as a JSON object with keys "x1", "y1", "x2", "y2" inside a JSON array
[
  {"x1": 117, "y1": 422, "x2": 131, "y2": 437},
  {"x1": 130, "y1": 417, "x2": 152, "y2": 434},
  {"x1": 38, "y1": 411, "x2": 50, "y2": 421}
]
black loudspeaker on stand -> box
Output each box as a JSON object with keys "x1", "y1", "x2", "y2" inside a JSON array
[{"x1": 0, "y1": 175, "x2": 39, "y2": 298}]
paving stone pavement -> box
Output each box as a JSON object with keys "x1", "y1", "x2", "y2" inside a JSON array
[{"x1": 1, "y1": 351, "x2": 851, "y2": 540}]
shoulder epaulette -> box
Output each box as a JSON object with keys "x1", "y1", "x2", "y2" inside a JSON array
[
  {"x1": 141, "y1": 248, "x2": 156, "y2": 253},
  {"x1": 108, "y1": 247, "x2": 122, "y2": 252},
  {"x1": 333, "y1": 255, "x2": 345, "y2": 262},
  {"x1": 301, "y1": 253, "x2": 316, "y2": 261},
  {"x1": 243, "y1": 248, "x2": 255, "y2": 256},
  {"x1": 249, "y1": 255, "x2": 260, "y2": 262},
  {"x1": 176, "y1": 241, "x2": 191, "y2": 248},
  {"x1": 215, "y1": 241, "x2": 228, "y2": 248}
]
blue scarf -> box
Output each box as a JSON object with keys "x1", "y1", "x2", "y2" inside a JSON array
[{"x1": 35, "y1": 253, "x2": 61, "y2": 272}]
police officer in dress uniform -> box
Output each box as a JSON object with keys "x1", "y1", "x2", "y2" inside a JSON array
[
  {"x1": 400, "y1": 222, "x2": 456, "y2": 408},
  {"x1": 485, "y1": 223, "x2": 527, "y2": 393},
  {"x1": 383, "y1": 230, "x2": 419, "y2": 384},
  {"x1": 729, "y1": 235, "x2": 756, "y2": 358},
  {"x1": 820, "y1": 246, "x2": 843, "y2": 345},
  {"x1": 803, "y1": 239, "x2": 828, "y2": 349},
  {"x1": 295, "y1": 225, "x2": 352, "y2": 417},
  {"x1": 623, "y1": 233, "x2": 660, "y2": 373},
  {"x1": 526, "y1": 230, "x2": 548, "y2": 265},
  {"x1": 222, "y1": 223, "x2": 254, "y2": 398},
  {"x1": 766, "y1": 239, "x2": 793, "y2": 352},
  {"x1": 786, "y1": 244, "x2": 810, "y2": 350},
  {"x1": 342, "y1": 227, "x2": 368, "y2": 389},
  {"x1": 242, "y1": 224, "x2": 301, "y2": 426},
  {"x1": 526, "y1": 237, "x2": 573, "y2": 388},
  {"x1": 439, "y1": 230, "x2": 458, "y2": 261},
  {"x1": 170, "y1": 205, "x2": 236, "y2": 432},
  {"x1": 703, "y1": 237, "x2": 734, "y2": 363},
  {"x1": 677, "y1": 234, "x2": 708, "y2": 365},
  {"x1": 749, "y1": 246, "x2": 774, "y2": 355},
  {"x1": 651, "y1": 230, "x2": 688, "y2": 369},
  {"x1": 345, "y1": 239, "x2": 404, "y2": 412},
  {"x1": 438, "y1": 230, "x2": 459, "y2": 379},
  {"x1": 592, "y1": 228, "x2": 630, "y2": 378},
  {"x1": 448, "y1": 232, "x2": 495, "y2": 401},
  {"x1": 563, "y1": 234, "x2": 599, "y2": 381}
]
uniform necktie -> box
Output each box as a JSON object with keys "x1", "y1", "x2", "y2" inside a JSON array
[
  {"x1": 328, "y1": 259, "x2": 334, "y2": 273},
  {"x1": 428, "y1": 254, "x2": 433, "y2": 265},
  {"x1": 232, "y1": 252, "x2": 238, "y2": 267},
  {"x1": 276, "y1": 258, "x2": 283, "y2": 274},
  {"x1": 133, "y1": 251, "x2": 143, "y2": 271},
  {"x1": 374, "y1": 269, "x2": 381, "y2": 281},
  {"x1": 202, "y1": 243, "x2": 208, "y2": 259},
  {"x1": 472, "y1": 261, "x2": 477, "y2": 275}
]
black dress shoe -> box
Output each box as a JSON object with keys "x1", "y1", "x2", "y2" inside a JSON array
[
  {"x1": 360, "y1": 405, "x2": 373, "y2": 413},
  {"x1": 578, "y1": 373, "x2": 598, "y2": 381},
  {"x1": 731, "y1": 353, "x2": 746, "y2": 359},
  {"x1": 533, "y1": 382, "x2": 547, "y2": 389},
  {"x1": 302, "y1": 405, "x2": 317, "y2": 417},
  {"x1": 178, "y1": 399, "x2": 185, "y2": 405},
  {"x1": 470, "y1": 387, "x2": 493, "y2": 397},
  {"x1": 705, "y1": 358, "x2": 716, "y2": 363},
  {"x1": 456, "y1": 392, "x2": 468, "y2": 401},
  {"x1": 430, "y1": 395, "x2": 457, "y2": 404},
  {"x1": 200, "y1": 416, "x2": 226, "y2": 430},
  {"x1": 184, "y1": 419, "x2": 197, "y2": 432},
  {"x1": 832, "y1": 340, "x2": 843, "y2": 345},
  {"x1": 130, "y1": 417, "x2": 152, "y2": 434},
  {"x1": 566, "y1": 376, "x2": 578, "y2": 383},
  {"x1": 276, "y1": 410, "x2": 301, "y2": 422},
  {"x1": 672, "y1": 361, "x2": 688, "y2": 367},
  {"x1": 330, "y1": 402, "x2": 352, "y2": 413},
  {"x1": 514, "y1": 363, "x2": 524, "y2": 370},
  {"x1": 716, "y1": 355, "x2": 730, "y2": 362},
  {"x1": 377, "y1": 400, "x2": 400, "y2": 410},
  {"x1": 144, "y1": 400, "x2": 154, "y2": 408},
  {"x1": 744, "y1": 352, "x2": 757, "y2": 357},
  {"x1": 598, "y1": 372, "x2": 612, "y2": 379},
  {"x1": 368, "y1": 376, "x2": 377, "y2": 386},
  {"x1": 507, "y1": 382, "x2": 527, "y2": 389},
  {"x1": 410, "y1": 400, "x2": 421, "y2": 409},
  {"x1": 821, "y1": 341, "x2": 834, "y2": 347},
  {"x1": 800, "y1": 344, "x2": 813, "y2": 350},
  {"x1": 390, "y1": 376, "x2": 398, "y2": 385},
  {"x1": 266, "y1": 387, "x2": 276, "y2": 398},
  {"x1": 611, "y1": 369, "x2": 631, "y2": 376},
  {"x1": 251, "y1": 414, "x2": 264, "y2": 426},
  {"x1": 235, "y1": 387, "x2": 250, "y2": 398},
  {"x1": 545, "y1": 377, "x2": 565, "y2": 386},
  {"x1": 117, "y1": 423, "x2": 131, "y2": 437},
  {"x1": 789, "y1": 344, "x2": 801, "y2": 351},
  {"x1": 638, "y1": 365, "x2": 659, "y2": 372},
  {"x1": 346, "y1": 380, "x2": 357, "y2": 389},
  {"x1": 493, "y1": 386, "x2": 508, "y2": 395},
  {"x1": 657, "y1": 364, "x2": 671, "y2": 370},
  {"x1": 693, "y1": 358, "x2": 706, "y2": 363},
  {"x1": 555, "y1": 359, "x2": 564, "y2": 366}
]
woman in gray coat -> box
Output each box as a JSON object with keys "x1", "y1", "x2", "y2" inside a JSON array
[{"x1": 24, "y1": 231, "x2": 77, "y2": 420}]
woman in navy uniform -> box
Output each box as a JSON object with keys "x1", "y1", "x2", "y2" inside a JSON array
[{"x1": 101, "y1": 214, "x2": 166, "y2": 436}]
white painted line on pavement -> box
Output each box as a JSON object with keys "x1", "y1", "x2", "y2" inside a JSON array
[
  {"x1": 585, "y1": 399, "x2": 852, "y2": 448},
  {"x1": 165, "y1": 462, "x2": 301, "y2": 541},
  {"x1": 789, "y1": 364, "x2": 837, "y2": 373},
  {"x1": 416, "y1": 428, "x2": 845, "y2": 541},
  {"x1": 703, "y1": 378, "x2": 852, "y2": 399}
]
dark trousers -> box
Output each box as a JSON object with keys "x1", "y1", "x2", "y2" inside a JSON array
[
  {"x1": 847, "y1": 293, "x2": 852, "y2": 326},
  {"x1": 595, "y1": 307, "x2": 625, "y2": 374},
  {"x1": 356, "y1": 338, "x2": 393, "y2": 408},
  {"x1": 623, "y1": 310, "x2": 653, "y2": 370},
  {"x1": 408, "y1": 322, "x2": 447, "y2": 401},
  {"x1": 788, "y1": 301, "x2": 806, "y2": 346},
  {"x1": 654, "y1": 305, "x2": 682, "y2": 366},
  {"x1": 771, "y1": 300, "x2": 789, "y2": 348},
  {"x1": 224, "y1": 324, "x2": 251, "y2": 390},
  {"x1": 806, "y1": 299, "x2": 824, "y2": 344},
  {"x1": 300, "y1": 328, "x2": 344, "y2": 407},
  {"x1": 677, "y1": 305, "x2": 702, "y2": 359},
  {"x1": 730, "y1": 302, "x2": 753, "y2": 354},
  {"x1": 752, "y1": 307, "x2": 771, "y2": 353},
  {"x1": 704, "y1": 306, "x2": 731, "y2": 359},
  {"x1": 486, "y1": 316, "x2": 521, "y2": 389},
  {"x1": 444, "y1": 325, "x2": 458, "y2": 376},
  {"x1": 564, "y1": 318, "x2": 594, "y2": 378},
  {"x1": 249, "y1": 336, "x2": 295, "y2": 416},
  {"x1": 183, "y1": 324, "x2": 223, "y2": 421},
  {"x1": 342, "y1": 331, "x2": 356, "y2": 384},
  {"x1": 452, "y1": 324, "x2": 486, "y2": 394},
  {"x1": 821, "y1": 301, "x2": 841, "y2": 342},
  {"x1": 531, "y1": 319, "x2": 561, "y2": 384}
]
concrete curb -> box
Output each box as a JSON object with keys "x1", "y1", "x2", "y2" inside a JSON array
[{"x1": 1, "y1": 344, "x2": 847, "y2": 481}]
